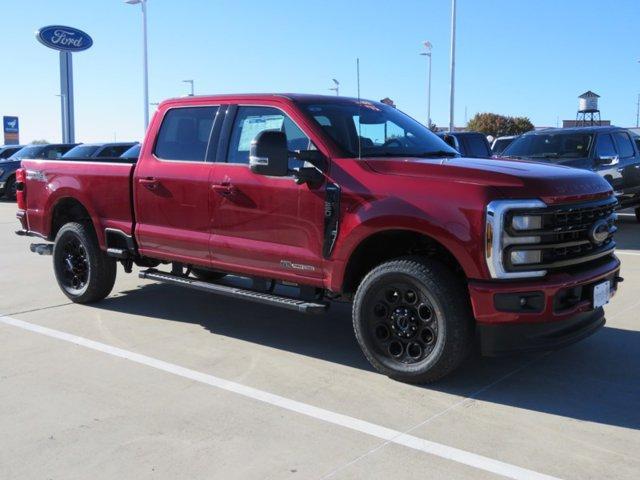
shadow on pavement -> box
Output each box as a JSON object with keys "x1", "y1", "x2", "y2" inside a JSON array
[
  {"x1": 93, "y1": 279, "x2": 640, "y2": 431},
  {"x1": 615, "y1": 212, "x2": 640, "y2": 251}
]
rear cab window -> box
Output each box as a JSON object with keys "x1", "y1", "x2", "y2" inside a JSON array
[
  {"x1": 154, "y1": 106, "x2": 219, "y2": 161},
  {"x1": 612, "y1": 132, "x2": 635, "y2": 158}
]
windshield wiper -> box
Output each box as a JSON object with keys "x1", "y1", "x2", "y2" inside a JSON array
[
  {"x1": 414, "y1": 150, "x2": 459, "y2": 158},
  {"x1": 529, "y1": 153, "x2": 560, "y2": 159},
  {"x1": 500, "y1": 154, "x2": 523, "y2": 160}
]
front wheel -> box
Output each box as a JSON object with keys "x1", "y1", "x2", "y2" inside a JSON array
[
  {"x1": 353, "y1": 257, "x2": 473, "y2": 384},
  {"x1": 4, "y1": 175, "x2": 16, "y2": 200},
  {"x1": 53, "y1": 222, "x2": 117, "y2": 303}
]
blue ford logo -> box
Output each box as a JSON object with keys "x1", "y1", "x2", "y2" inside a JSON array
[
  {"x1": 588, "y1": 219, "x2": 610, "y2": 245},
  {"x1": 36, "y1": 25, "x2": 93, "y2": 52}
]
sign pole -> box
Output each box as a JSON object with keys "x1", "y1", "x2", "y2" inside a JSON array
[{"x1": 59, "y1": 51, "x2": 75, "y2": 143}]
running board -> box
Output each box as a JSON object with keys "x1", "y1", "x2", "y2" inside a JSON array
[{"x1": 139, "y1": 269, "x2": 328, "y2": 314}]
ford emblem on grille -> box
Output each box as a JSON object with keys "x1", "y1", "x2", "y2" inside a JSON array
[{"x1": 588, "y1": 219, "x2": 610, "y2": 245}]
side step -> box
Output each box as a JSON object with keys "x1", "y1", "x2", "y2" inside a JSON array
[{"x1": 139, "y1": 269, "x2": 328, "y2": 314}]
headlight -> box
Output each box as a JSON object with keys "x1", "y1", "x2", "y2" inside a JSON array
[
  {"x1": 510, "y1": 250, "x2": 542, "y2": 265},
  {"x1": 511, "y1": 215, "x2": 542, "y2": 231},
  {"x1": 486, "y1": 200, "x2": 547, "y2": 279}
]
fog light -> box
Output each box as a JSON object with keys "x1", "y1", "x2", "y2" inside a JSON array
[
  {"x1": 512, "y1": 215, "x2": 542, "y2": 231},
  {"x1": 510, "y1": 250, "x2": 542, "y2": 265}
]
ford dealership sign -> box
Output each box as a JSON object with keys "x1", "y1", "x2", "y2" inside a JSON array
[{"x1": 36, "y1": 25, "x2": 93, "y2": 52}]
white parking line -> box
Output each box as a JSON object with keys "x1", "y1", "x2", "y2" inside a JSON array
[{"x1": 0, "y1": 315, "x2": 561, "y2": 480}]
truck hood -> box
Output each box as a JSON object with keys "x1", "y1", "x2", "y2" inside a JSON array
[{"x1": 364, "y1": 156, "x2": 613, "y2": 205}]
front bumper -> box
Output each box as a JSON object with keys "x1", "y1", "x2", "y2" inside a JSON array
[{"x1": 468, "y1": 255, "x2": 621, "y2": 355}]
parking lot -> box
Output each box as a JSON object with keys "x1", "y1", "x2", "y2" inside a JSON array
[{"x1": 0, "y1": 198, "x2": 638, "y2": 479}]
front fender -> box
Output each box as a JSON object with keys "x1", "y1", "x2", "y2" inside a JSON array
[{"x1": 327, "y1": 195, "x2": 486, "y2": 292}]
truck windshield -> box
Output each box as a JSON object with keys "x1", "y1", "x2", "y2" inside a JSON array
[
  {"x1": 503, "y1": 133, "x2": 593, "y2": 160},
  {"x1": 298, "y1": 100, "x2": 458, "y2": 158},
  {"x1": 8, "y1": 146, "x2": 44, "y2": 161},
  {"x1": 62, "y1": 145, "x2": 100, "y2": 158}
]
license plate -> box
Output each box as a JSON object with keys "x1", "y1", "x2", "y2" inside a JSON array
[{"x1": 593, "y1": 280, "x2": 611, "y2": 308}]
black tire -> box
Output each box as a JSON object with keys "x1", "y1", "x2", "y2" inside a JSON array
[
  {"x1": 192, "y1": 267, "x2": 226, "y2": 282},
  {"x1": 635, "y1": 207, "x2": 640, "y2": 223},
  {"x1": 4, "y1": 175, "x2": 16, "y2": 201},
  {"x1": 353, "y1": 256, "x2": 473, "y2": 384},
  {"x1": 53, "y1": 222, "x2": 117, "y2": 303}
]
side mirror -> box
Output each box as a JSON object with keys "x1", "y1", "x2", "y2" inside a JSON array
[
  {"x1": 250, "y1": 130, "x2": 289, "y2": 177},
  {"x1": 442, "y1": 134, "x2": 458, "y2": 150},
  {"x1": 596, "y1": 155, "x2": 619, "y2": 166}
]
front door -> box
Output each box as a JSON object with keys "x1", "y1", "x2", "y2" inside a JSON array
[
  {"x1": 209, "y1": 105, "x2": 326, "y2": 281},
  {"x1": 134, "y1": 105, "x2": 220, "y2": 265}
]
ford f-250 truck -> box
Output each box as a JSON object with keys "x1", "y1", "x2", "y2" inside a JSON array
[{"x1": 15, "y1": 94, "x2": 622, "y2": 383}]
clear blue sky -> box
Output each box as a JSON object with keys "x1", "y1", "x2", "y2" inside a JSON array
[{"x1": 2, "y1": 0, "x2": 639, "y2": 143}]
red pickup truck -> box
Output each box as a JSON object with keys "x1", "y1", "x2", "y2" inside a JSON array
[{"x1": 15, "y1": 94, "x2": 621, "y2": 383}]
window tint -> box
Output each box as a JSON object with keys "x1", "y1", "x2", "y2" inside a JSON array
[
  {"x1": 44, "y1": 146, "x2": 68, "y2": 159},
  {"x1": 97, "y1": 145, "x2": 133, "y2": 158},
  {"x1": 595, "y1": 134, "x2": 616, "y2": 158},
  {"x1": 613, "y1": 132, "x2": 635, "y2": 158},
  {"x1": 226, "y1": 106, "x2": 311, "y2": 166},
  {"x1": 155, "y1": 107, "x2": 218, "y2": 161},
  {"x1": 464, "y1": 135, "x2": 491, "y2": 158},
  {"x1": 62, "y1": 145, "x2": 100, "y2": 158}
]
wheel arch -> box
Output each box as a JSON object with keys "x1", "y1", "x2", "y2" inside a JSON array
[{"x1": 339, "y1": 228, "x2": 468, "y2": 296}]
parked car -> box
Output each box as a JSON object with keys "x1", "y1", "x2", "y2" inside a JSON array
[
  {"x1": 62, "y1": 142, "x2": 138, "y2": 160},
  {"x1": 0, "y1": 143, "x2": 77, "y2": 199},
  {"x1": 16, "y1": 94, "x2": 621, "y2": 383},
  {"x1": 437, "y1": 131, "x2": 492, "y2": 158},
  {"x1": 119, "y1": 143, "x2": 141, "y2": 161},
  {"x1": 491, "y1": 135, "x2": 517, "y2": 155},
  {"x1": 501, "y1": 126, "x2": 640, "y2": 219},
  {"x1": 0, "y1": 145, "x2": 24, "y2": 159}
]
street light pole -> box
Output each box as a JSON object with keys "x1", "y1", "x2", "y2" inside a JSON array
[
  {"x1": 183, "y1": 79, "x2": 195, "y2": 96},
  {"x1": 449, "y1": 0, "x2": 457, "y2": 132},
  {"x1": 126, "y1": 0, "x2": 149, "y2": 131},
  {"x1": 420, "y1": 41, "x2": 433, "y2": 128},
  {"x1": 329, "y1": 78, "x2": 340, "y2": 96}
]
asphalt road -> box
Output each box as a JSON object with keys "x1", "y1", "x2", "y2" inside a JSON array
[{"x1": 1, "y1": 199, "x2": 639, "y2": 480}]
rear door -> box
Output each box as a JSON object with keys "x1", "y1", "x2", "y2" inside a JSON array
[
  {"x1": 208, "y1": 104, "x2": 326, "y2": 281},
  {"x1": 611, "y1": 131, "x2": 640, "y2": 194},
  {"x1": 134, "y1": 105, "x2": 221, "y2": 265}
]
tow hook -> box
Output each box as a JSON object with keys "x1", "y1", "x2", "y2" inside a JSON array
[{"x1": 30, "y1": 243, "x2": 53, "y2": 256}]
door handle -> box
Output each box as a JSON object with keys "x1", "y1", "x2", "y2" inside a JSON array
[
  {"x1": 140, "y1": 177, "x2": 159, "y2": 190},
  {"x1": 212, "y1": 184, "x2": 237, "y2": 197}
]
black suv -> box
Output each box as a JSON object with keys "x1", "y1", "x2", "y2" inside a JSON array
[
  {"x1": 502, "y1": 126, "x2": 640, "y2": 219},
  {"x1": 437, "y1": 131, "x2": 492, "y2": 158}
]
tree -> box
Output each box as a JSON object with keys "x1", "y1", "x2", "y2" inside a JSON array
[
  {"x1": 30, "y1": 139, "x2": 49, "y2": 145},
  {"x1": 467, "y1": 113, "x2": 534, "y2": 137}
]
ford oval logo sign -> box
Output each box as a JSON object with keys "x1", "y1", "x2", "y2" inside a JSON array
[{"x1": 36, "y1": 25, "x2": 93, "y2": 52}]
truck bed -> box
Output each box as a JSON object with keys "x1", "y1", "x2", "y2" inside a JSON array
[{"x1": 20, "y1": 158, "x2": 135, "y2": 247}]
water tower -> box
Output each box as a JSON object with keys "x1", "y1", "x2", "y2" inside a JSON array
[{"x1": 576, "y1": 90, "x2": 601, "y2": 126}]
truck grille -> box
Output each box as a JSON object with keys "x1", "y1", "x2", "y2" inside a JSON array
[{"x1": 504, "y1": 197, "x2": 617, "y2": 271}]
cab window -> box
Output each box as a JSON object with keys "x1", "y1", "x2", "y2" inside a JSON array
[
  {"x1": 155, "y1": 107, "x2": 218, "y2": 161},
  {"x1": 226, "y1": 106, "x2": 312, "y2": 168}
]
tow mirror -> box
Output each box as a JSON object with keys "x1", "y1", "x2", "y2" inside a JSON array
[
  {"x1": 596, "y1": 155, "x2": 619, "y2": 166},
  {"x1": 250, "y1": 130, "x2": 289, "y2": 177},
  {"x1": 442, "y1": 134, "x2": 458, "y2": 150}
]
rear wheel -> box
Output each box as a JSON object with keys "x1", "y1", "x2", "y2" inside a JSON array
[
  {"x1": 53, "y1": 222, "x2": 117, "y2": 303},
  {"x1": 353, "y1": 257, "x2": 473, "y2": 384},
  {"x1": 4, "y1": 175, "x2": 16, "y2": 200}
]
